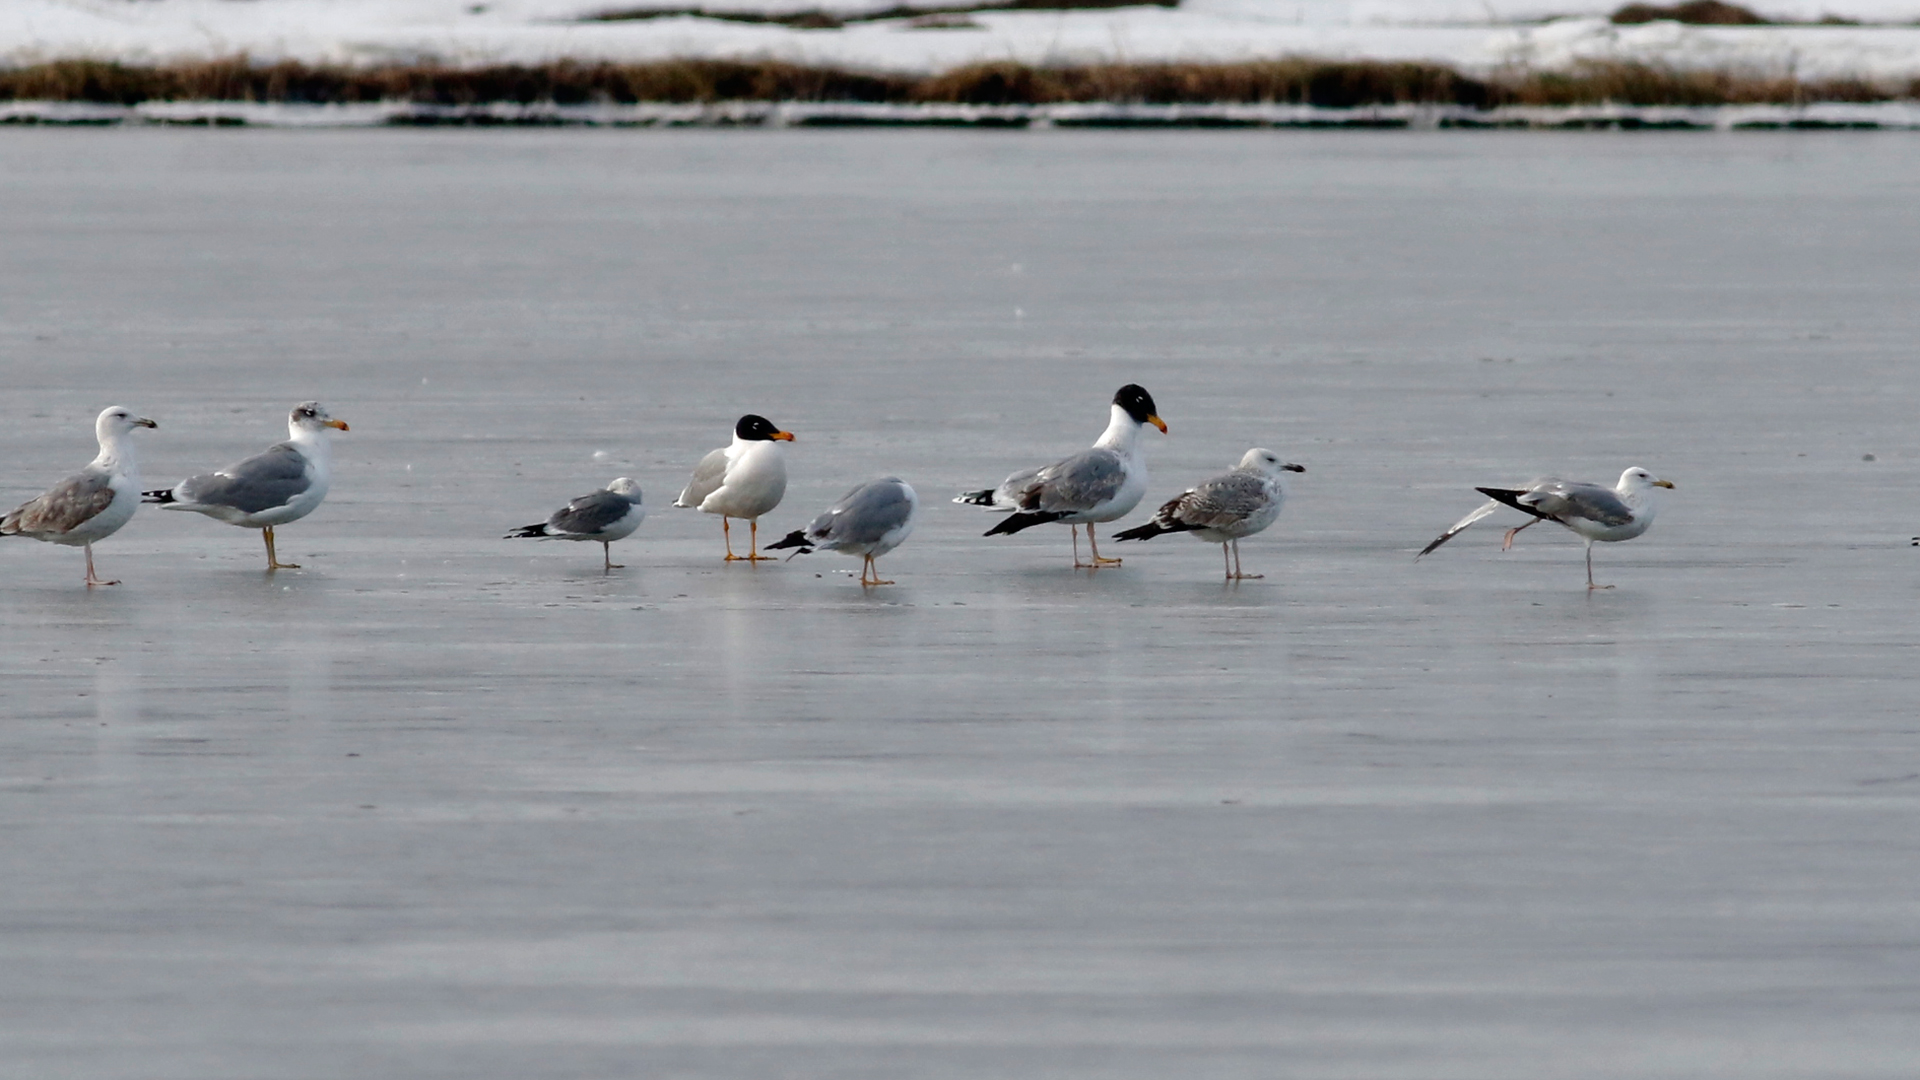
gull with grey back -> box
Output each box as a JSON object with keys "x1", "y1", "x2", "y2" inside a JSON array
[
  {"x1": 2, "y1": 405, "x2": 158, "y2": 587},
  {"x1": 767, "y1": 477, "x2": 919, "y2": 586},
  {"x1": 1418, "y1": 466, "x2": 1676, "y2": 589},
  {"x1": 955, "y1": 384, "x2": 1166, "y2": 569},
  {"x1": 143, "y1": 402, "x2": 349, "y2": 571},
  {"x1": 507, "y1": 477, "x2": 645, "y2": 571},
  {"x1": 1114, "y1": 448, "x2": 1304, "y2": 580}
]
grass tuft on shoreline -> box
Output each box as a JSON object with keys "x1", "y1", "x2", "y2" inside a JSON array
[{"x1": 1, "y1": 57, "x2": 1914, "y2": 109}]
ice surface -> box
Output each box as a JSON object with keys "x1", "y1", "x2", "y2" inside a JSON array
[
  {"x1": 2, "y1": 129, "x2": 1919, "y2": 1077},
  {"x1": 4, "y1": 0, "x2": 1920, "y2": 77}
]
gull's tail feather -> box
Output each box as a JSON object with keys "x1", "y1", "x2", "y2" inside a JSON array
[
  {"x1": 1113, "y1": 521, "x2": 1172, "y2": 542},
  {"x1": 1417, "y1": 498, "x2": 1502, "y2": 559},
  {"x1": 953, "y1": 488, "x2": 998, "y2": 507},
  {"x1": 766, "y1": 529, "x2": 813, "y2": 552},
  {"x1": 985, "y1": 511, "x2": 1066, "y2": 537},
  {"x1": 506, "y1": 523, "x2": 550, "y2": 540}
]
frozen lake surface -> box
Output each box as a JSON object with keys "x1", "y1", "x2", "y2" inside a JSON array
[{"x1": 2, "y1": 129, "x2": 1919, "y2": 1077}]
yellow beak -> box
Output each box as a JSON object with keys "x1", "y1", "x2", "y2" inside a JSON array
[
  {"x1": 325, "y1": 419, "x2": 350, "y2": 431},
  {"x1": 772, "y1": 431, "x2": 795, "y2": 441},
  {"x1": 1654, "y1": 479, "x2": 1674, "y2": 489},
  {"x1": 1147, "y1": 415, "x2": 1167, "y2": 434}
]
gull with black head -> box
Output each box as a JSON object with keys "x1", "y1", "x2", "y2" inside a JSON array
[
  {"x1": 508, "y1": 478, "x2": 645, "y2": 571},
  {"x1": 1417, "y1": 466, "x2": 1675, "y2": 589},
  {"x1": 2, "y1": 405, "x2": 158, "y2": 587},
  {"x1": 144, "y1": 401, "x2": 349, "y2": 571},
  {"x1": 956, "y1": 384, "x2": 1166, "y2": 569},
  {"x1": 1114, "y1": 448, "x2": 1303, "y2": 580},
  {"x1": 674, "y1": 413, "x2": 794, "y2": 562},
  {"x1": 768, "y1": 477, "x2": 918, "y2": 586}
]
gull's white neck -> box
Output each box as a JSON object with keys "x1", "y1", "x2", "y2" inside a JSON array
[
  {"x1": 92, "y1": 424, "x2": 135, "y2": 469},
  {"x1": 288, "y1": 422, "x2": 334, "y2": 462},
  {"x1": 1614, "y1": 475, "x2": 1661, "y2": 520},
  {"x1": 1092, "y1": 404, "x2": 1144, "y2": 454}
]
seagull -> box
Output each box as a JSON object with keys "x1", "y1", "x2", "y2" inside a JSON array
[
  {"x1": 507, "y1": 477, "x2": 645, "y2": 571},
  {"x1": 143, "y1": 402, "x2": 349, "y2": 571},
  {"x1": 1418, "y1": 466, "x2": 1675, "y2": 589},
  {"x1": 1113, "y1": 448, "x2": 1303, "y2": 580},
  {"x1": 767, "y1": 477, "x2": 918, "y2": 586},
  {"x1": 673, "y1": 414, "x2": 794, "y2": 562},
  {"x1": 2, "y1": 406, "x2": 157, "y2": 587},
  {"x1": 955, "y1": 384, "x2": 1166, "y2": 568}
]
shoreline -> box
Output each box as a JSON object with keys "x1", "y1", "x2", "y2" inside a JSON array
[{"x1": 7, "y1": 97, "x2": 1920, "y2": 129}]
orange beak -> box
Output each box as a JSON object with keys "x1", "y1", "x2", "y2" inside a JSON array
[
  {"x1": 325, "y1": 419, "x2": 350, "y2": 431},
  {"x1": 1147, "y1": 415, "x2": 1167, "y2": 434},
  {"x1": 772, "y1": 430, "x2": 795, "y2": 441}
]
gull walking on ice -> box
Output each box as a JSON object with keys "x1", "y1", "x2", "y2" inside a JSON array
[
  {"x1": 1114, "y1": 448, "x2": 1303, "y2": 580},
  {"x1": 2, "y1": 406, "x2": 158, "y2": 587},
  {"x1": 144, "y1": 402, "x2": 349, "y2": 571},
  {"x1": 956, "y1": 384, "x2": 1166, "y2": 568},
  {"x1": 674, "y1": 414, "x2": 795, "y2": 562},
  {"x1": 768, "y1": 477, "x2": 918, "y2": 586},
  {"x1": 507, "y1": 477, "x2": 646, "y2": 571},
  {"x1": 1418, "y1": 466, "x2": 1675, "y2": 589}
]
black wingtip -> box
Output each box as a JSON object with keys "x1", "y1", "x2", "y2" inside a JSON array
[
  {"x1": 505, "y1": 524, "x2": 548, "y2": 539},
  {"x1": 1474, "y1": 486, "x2": 1551, "y2": 521},
  {"x1": 984, "y1": 511, "x2": 1066, "y2": 537},
  {"x1": 765, "y1": 529, "x2": 812, "y2": 552},
  {"x1": 141, "y1": 488, "x2": 175, "y2": 504},
  {"x1": 954, "y1": 488, "x2": 997, "y2": 506},
  {"x1": 1111, "y1": 523, "x2": 1162, "y2": 542}
]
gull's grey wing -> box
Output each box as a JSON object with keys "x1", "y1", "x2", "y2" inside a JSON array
[
  {"x1": 2, "y1": 470, "x2": 115, "y2": 538},
  {"x1": 549, "y1": 489, "x2": 636, "y2": 536},
  {"x1": 1417, "y1": 497, "x2": 1502, "y2": 559},
  {"x1": 676, "y1": 447, "x2": 728, "y2": 508},
  {"x1": 1008, "y1": 448, "x2": 1125, "y2": 514},
  {"x1": 1525, "y1": 480, "x2": 1634, "y2": 528},
  {"x1": 175, "y1": 443, "x2": 311, "y2": 514},
  {"x1": 1163, "y1": 471, "x2": 1272, "y2": 531},
  {"x1": 984, "y1": 463, "x2": 1044, "y2": 508},
  {"x1": 813, "y1": 478, "x2": 915, "y2": 546}
]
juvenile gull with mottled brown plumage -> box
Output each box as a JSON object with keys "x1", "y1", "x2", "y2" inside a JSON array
[
  {"x1": 2, "y1": 406, "x2": 158, "y2": 587},
  {"x1": 1114, "y1": 448, "x2": 1303, "y2": 580}
]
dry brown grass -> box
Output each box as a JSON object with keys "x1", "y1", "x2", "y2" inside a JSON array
[
  {"x1": 1611, "y1": 1, "x2": 1771, "y2": 25},
  {"x1": 1, "y1": 57, "x2": 1912, "y2": 108},
  {"x1": 587, "y1": 0, "x2": 1177, "y2": 28},
  {"x1": 918, "y1": 60, "x2": 1492, "y2": 106},
  {"x1": 1494, "y1": 61, "x2": 1898, "y2": 106}
]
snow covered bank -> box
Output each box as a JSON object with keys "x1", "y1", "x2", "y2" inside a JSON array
[{"x1": 4, "y1": 1, "x2": 1919, "y2": 81}]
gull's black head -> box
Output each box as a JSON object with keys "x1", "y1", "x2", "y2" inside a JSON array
[
  {"x1": 1112, "y1": 385, "x2": 1166, "y2": 433},
  {"x1": 736, "y1": 414, "x2": 795, "y2": 442}
]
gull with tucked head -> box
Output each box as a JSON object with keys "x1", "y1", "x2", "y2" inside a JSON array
[
  {"x1": 507, "y1": 477, "x2": 646, "y2": 571},
  {"x1": 1418, "y1": 466, "x2": 1675, "y2": 589},
  {"x1": 144, "y1": 401, "x2": 349, "y2": 571},
  {"x1": 2, "y1": 406, "x2": 158, "y2": 587},
  {"x1": 768, "y1": 477, "x2": 918, "y2": 586}
]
